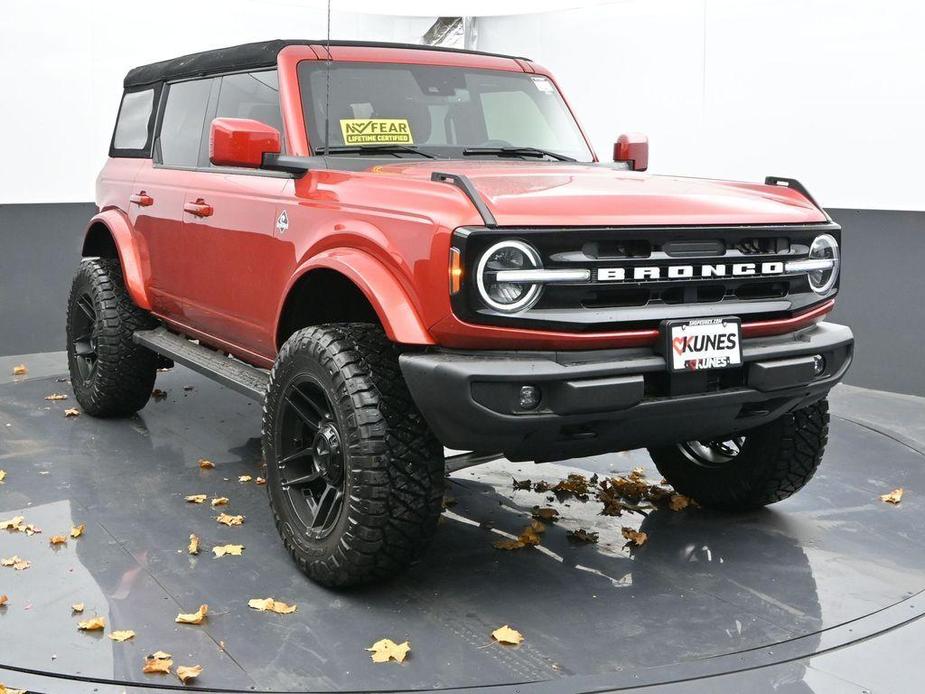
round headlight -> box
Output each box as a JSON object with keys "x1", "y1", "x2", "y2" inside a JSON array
[
  {"x1": 476, "y1": 240, "x2": 543, "y2": 313},
  {"x1": 807, "y1": 234, "x2": 840, "y2": 294}
]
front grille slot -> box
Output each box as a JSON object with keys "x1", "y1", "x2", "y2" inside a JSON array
[
  {"x1": 735, "y1": 281, "x2": 789, "y2": 300},
  {"x1": 580, "y1": 287, "x2": 649, "y2": 308},
  {"x1": 734, "y1": 237, "x2": 790, "y2": 254},
  {"x1": 664, "y1": 239, "x2": 725, "y2": 257}
]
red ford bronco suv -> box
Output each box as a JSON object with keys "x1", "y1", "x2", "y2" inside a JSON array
[{"x1": 68, "y1": 40, "x2": 853, "y2": 586}]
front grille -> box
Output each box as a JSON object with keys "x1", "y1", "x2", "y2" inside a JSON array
[{"x1": 452, "y1": 223, "x2": 840, "y2": 333}]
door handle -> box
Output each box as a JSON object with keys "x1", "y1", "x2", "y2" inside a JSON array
[
  {"x1": 183, "y1": 199, "x2": 213, "y2": 218},
  {"x1": 129, "y1": 191, "x2": 154, "y2": 207}
]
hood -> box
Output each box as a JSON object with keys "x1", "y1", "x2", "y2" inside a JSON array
[{"x1": 372, "y1": 161, "x2": 827, "y2": 227}]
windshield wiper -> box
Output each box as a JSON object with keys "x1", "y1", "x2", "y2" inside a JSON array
[
  {"x1": 315, "y1": 144, "x2": 436, "y2": 159},
  {"x1": 462, "y1": 147, "x2": 576, "y2": 162}
]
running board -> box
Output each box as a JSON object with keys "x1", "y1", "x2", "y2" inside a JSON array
[{"x1": 133, "y1": 327, "x2": 269, "y2": 401}]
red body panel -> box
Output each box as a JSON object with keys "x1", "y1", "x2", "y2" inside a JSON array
[{"x1": 93, "y1": 44, "x2": 835, "y2": 367}]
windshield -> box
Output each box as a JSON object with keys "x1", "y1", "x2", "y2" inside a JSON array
[{"x1": 298, "y1": 61, "x2": 594, "y2": 162}]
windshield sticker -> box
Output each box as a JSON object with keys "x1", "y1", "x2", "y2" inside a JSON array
[
  {"x1": 531, "y1": 76, "x2": 555, "y2": 94},
  {"x1": 339, "y1": 118, "x2": 413, "y2": 145}
]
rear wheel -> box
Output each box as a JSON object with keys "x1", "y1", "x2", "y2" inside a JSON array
[
  {"x1": 262, "y1": 323, "x2": 445, "y2": 587},
  {"x1": 66, "y1": 258, "x2": 158, "y2": 417},
  {"x1": 648, "y1": 399, "x2": 829, "y2": 511}
]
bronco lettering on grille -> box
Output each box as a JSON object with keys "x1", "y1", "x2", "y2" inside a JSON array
[{"x1": 596, "y1": 262, "x2": 785, "y2": 282}]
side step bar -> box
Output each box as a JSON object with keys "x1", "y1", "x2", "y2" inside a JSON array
[{"x1": 134, "y1": 327, "x2": 269, "y2": 401}]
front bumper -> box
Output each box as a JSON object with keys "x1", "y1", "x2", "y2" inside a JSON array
[{"x1": 399, "y1": 322, "x2": 854, "y2": 462}]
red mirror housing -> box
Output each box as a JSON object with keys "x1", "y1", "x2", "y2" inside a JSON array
[
  {"x1": 210, "y1": 117, "x2": 281, "y2": 168},
  {"x1": 613, "y1": 133, "x2": 649, "y2": 171}
]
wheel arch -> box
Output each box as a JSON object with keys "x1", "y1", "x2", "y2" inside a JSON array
[
  {"x1": 81, "y1": 210, "x2": 151, "y2": 310},
  {"x1": 275, "y1": 249, "x2": 434, "y2": 349}
]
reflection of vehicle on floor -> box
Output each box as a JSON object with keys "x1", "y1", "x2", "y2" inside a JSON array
[
  {"x1": 66, "y1": 40, "x2": 853, "y2": 586},
  {"x1": 633, "y1": 508, "x2": 820, "y2": 692}
]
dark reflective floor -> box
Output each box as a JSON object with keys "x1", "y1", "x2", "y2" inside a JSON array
[{"x1": 0, "y1": 365, "x2": 923, "y2": 693}]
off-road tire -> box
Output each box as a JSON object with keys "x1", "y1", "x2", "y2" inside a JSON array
[
  {"x1": 66, "y1": 258, "x2": 159, "y2": 417},
  {"x1": 262, "y1": 323, "x2": 445, "y2": 587},
  {"x1": 648, "y1": 399, "x2": 829, "y2": 511}
]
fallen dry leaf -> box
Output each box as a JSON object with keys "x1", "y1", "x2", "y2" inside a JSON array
[
  {"x1": 367, "y1": 638, "x2": 411, "y2": 663},
  {"x1": 71, "y1": 603, "x2": 85, "y2": 613},
  {"x1": 0, "y1": 684, "x2": 27, "y2": 694},
  {"x1": 255, "y1": 476, "x2": 266, "y2": 485},
  {"x1": 566, "y1": 528, "x2": 599, "y2": 544},
  {"x1": 198, "y1": 459, "x2": 215, "y2": 470},
  {"x1": 669, "y1": 494, "x2": 691, "y2": 512},
  {"x1": 491, "y1": 625, "x2": 524, "y2": 645},
  {"x1": 531, "y1": 506, "x2": 559, "y2": 522},
  {"x1": 175, "y1": 604, "x2": 208, "y2": 625},
  {"x1": 622, "y1": 527, "x2": 648, "y2": 547},
  {"x1": 152, "y1": 388, "x2": 168, "y2": 400},
  {"x1": 0, "y1": 470, "x2": 6, "y2": 484},
  {"x1": 212, "y1": 544, "x2": 244, "y2": 557},
  {"x1": 518, "y1": 521, "x2": 544, "y2": 547},
  {"x1": 512, "y1": 477, "x2": 532, "y2": 491},
  {"x1": 0, "y1": 594, "x2": 7, "y2": 607},
  {"x1": 493, "y1": 519, "x2": 547, "y2": 551},
  {"x1": 493, "y1": 538, "x2": 525, "y2": 550},
  {"x1": 44, "y1": 393, "x2": 68, "y2": 401},
  {"x1": 70, "y1": 524, "x2": 85, "y2": 538},
  {"x1": 210, "y1": 496, "x2": 229, "y2": 507},
  {"x1": 0, "y1": 516, "x2": 24, "y2": 531},
  {"x1": 216, "y1": 513, "x2": 244, "y2": 526},
  {"x1": 21, "y1": 524, "x2": 40, "y2": 536},
  {"x1": 629, "y1": 466, "x2": 646, "y2": 481},
  {"x1": 109, "y1": 630, "x2": 136, "y2": 642},
  {"x1": 880, "y1": 488, "x2": 904, "y2": 504},
  {"x1": 77, "y1": 616, "x2": 105, "y2": 631},
  {"x1": 550, "y1": 473, "x2": 591, "y2": 499},
  {"x1": 64, "y1": 408, "x2": 80, "y2": 417},
  {"x1": 188, "y1": 533, "x2": 200, "y2": 555},
  {"x1": 49, "y1": 535, "x2": 67, "y2": 545},
  {"x1": 184, "y1": 494, "x2": 207, "y2": 504},
  {"x1": 177, "y1": 664, "x2": 203, "y2": 684},
  {"x1": 248, "y1": 597, "x2": 297, "y2": 614},
  {"x1": 11, "y1": 364, "x2": 27, "y2": 376},
  {"x1": 238, "y1": 475, "x2": 252, "y2": 483},
  {"x1": 0, "y1": 556, "x2": 30, "y2": 570},
  {"x1": 143, "y1": 653, "x2": 173, "y2": 674}
]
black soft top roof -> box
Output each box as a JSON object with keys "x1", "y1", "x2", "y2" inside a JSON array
[{"x1": 123, "y1": 39, "x2": 529, "y2": 89}]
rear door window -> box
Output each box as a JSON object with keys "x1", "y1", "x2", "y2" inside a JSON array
[{"x1": 158, "y1": 78, "x2": 214, "y2": 168}]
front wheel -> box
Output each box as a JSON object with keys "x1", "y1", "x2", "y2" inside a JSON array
[
  {"x1": 262, "y1": 323, "x2": 445, "y2": 587},
  {"x1": 648, "y1": 399, "x2": 829, "y2": 511}
]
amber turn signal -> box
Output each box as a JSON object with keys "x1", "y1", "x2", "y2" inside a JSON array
[{"x1": 449, "y1": 247, "x2": 463, "y2": 294}]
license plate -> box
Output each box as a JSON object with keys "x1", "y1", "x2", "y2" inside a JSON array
[{"x1": 664, "y1": 318, "x2": 742, "y2": 372}]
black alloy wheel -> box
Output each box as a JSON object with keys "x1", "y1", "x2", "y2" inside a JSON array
[
  {"x1": 276, "y1": 375, "x2": 346, "y2": 538},
  {"x1": 71, "y1": 292, "x2": 100, "y2": 385}
]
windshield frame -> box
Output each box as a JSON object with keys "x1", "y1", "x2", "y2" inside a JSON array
[{"x1": 296, "y1": 59, "x2": 597, "y2": 163}]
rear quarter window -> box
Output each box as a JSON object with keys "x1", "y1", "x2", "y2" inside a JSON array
[{"x1": 110, "y1": 88, "x2": 158, "y2": 157}]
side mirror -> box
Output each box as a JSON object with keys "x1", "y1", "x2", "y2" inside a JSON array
[
  {"x1": 613, "y1": 133, "x2": 648, "y2": 171},
  {"x1": 210, "y1": 117, "x2": 281, "y2": 168}
]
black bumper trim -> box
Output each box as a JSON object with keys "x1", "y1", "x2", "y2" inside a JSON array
[{"x1": 399, "y1": 322, "x2": 854, "y2": 462}]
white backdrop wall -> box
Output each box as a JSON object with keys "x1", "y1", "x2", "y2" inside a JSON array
[
  {"x1": 478, "y1": 0, "x2": 925, "y2": 211},
  {"x1": 2, "y1": 1, "x2": 922, "y2": 211},
  {"x1": 0, "y1": 0, "x2": 434, "y2": 205}
]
